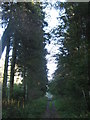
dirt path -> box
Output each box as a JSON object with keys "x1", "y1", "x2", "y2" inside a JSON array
[{"x1": 42, "y1": 100, "x2": 60, "y2": 118}]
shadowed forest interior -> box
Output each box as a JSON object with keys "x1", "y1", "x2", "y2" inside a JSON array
[{"x1": 0, "y1": 1, "x2": 90, "y2": 118}]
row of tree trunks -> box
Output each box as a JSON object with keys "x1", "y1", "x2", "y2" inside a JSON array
[{"x1": 2, "y1": 37, "x2": 28, "y2": 101}]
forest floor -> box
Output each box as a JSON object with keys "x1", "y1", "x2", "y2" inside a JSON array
[{"x1": 42, "y1": 100, "x2": 60, "y2": 118}]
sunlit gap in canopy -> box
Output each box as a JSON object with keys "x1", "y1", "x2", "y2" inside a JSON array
[
  {"x1": 41, "y1": 0, "x2": 66, "y2": 3},
  {"x1": 0, "y1": 1, "x2": 65, "y2": 82},
  {"x1": 0, "y1": 6, "x2": 8, "y2": 84},
  {"x1": 0, "y1": 28, "x2": 4, "y2": 39},
  {"x1": 43, "y1": 0, "x2": 65, "y2": 81},
  {"x1": 0, "y1": 6, "x2": 6, "y2": 60},
  {"x1": 0, "y1": 23, "x2": 6, "y2": 84},
  {"x1": 0, "y1": 19, "x2": 5, "y2": 40},
  {"x1": 0, "y1": 6, "x2": 6, "y2": 58}
]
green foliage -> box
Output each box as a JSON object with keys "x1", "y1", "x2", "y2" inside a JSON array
[
  {"x1": 49, "y1": 80, "x2": 59, "y2": 95},
  {"x1": 2, "y1": 1, "x2": 90, "y2": 118},
  {"x1": 2, "y1": 97, "x2": 47, "y2": 118},
  {"x1": 2, "y1": 2, "x2": 48, "y2": 118},
  {"x1": 49, "y1": 2, "x2": 90, "y2": 116},
  {"x1": 27, "y1": 97, "x2": 47, "y2": 118},
  {"x1": 2, "y1": 1, "x2": 47, "y2": 101},
  {"x1": 12, "y1": 84, "x2": 24, "y2": 100},
  {"x1": 54, "y1": 96, "x2": 88, "y2": 118},
  {"x1": 53, "y1": 2, "x2": 88, "y2": 98}
]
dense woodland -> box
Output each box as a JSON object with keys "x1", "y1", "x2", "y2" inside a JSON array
[
  {"x1": 1, "y1": 2, "x2": 48, "y2": 118},
  {"x1": 49, "y1": 2, "x2": 90, "y2": 118},
  {"x1": 0, "y1": 1, "x2": 90, "y2": 118}
]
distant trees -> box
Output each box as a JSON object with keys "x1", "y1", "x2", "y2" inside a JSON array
[{"x1": 2, "y1": 2, "x2": 48, "y2": 102}]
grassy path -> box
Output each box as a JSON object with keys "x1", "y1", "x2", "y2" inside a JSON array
[{"x1": 42, "y1": 100, "x2": 60, "y2": 118}]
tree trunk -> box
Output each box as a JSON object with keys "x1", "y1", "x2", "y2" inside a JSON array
[
  {"x1": 2, "y1": 38, "x2": 10, "y2": 99},
  {"x1": 23, "y1": 67, "x2": 27, "y2": 101},
  {"x1": 10, "y1": 38, "x2": 16, "y2": 99}
]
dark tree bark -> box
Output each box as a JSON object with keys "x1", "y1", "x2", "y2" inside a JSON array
[
  {"x1": 23, "y1": 66, "x2": 28, "y2": 101},
  {"x1": 10, "y1": 38, "x2": 16, "y2": 99}
]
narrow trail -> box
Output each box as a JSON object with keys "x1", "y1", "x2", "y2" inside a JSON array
[{"x1": 42, "y1": 100, "x2": 60, "y2": 118}]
